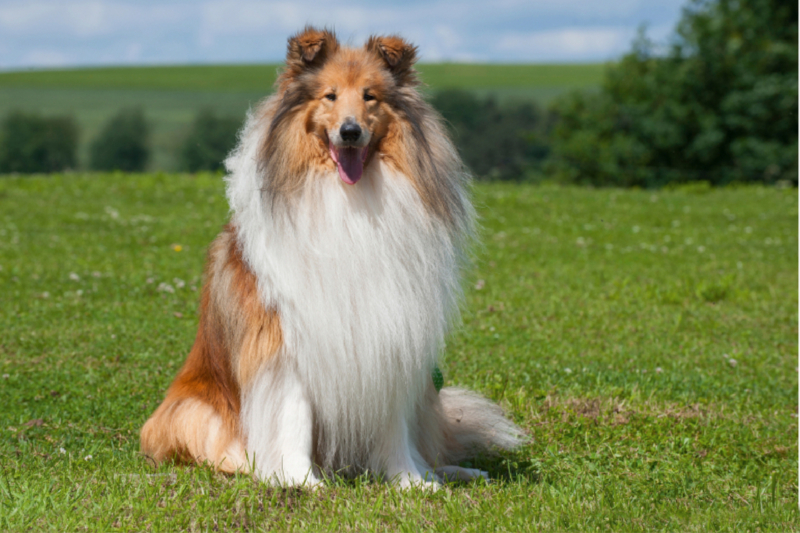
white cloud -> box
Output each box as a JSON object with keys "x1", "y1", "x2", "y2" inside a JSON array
[
  {"x1": 0, "y1": 0, "x2": 686, "y2": 68},
  {"x1": 21, "y1": 49, "x2": 74, "y2": 67},
  {"x1": 496, "y1": 27, "x2": 635, "y2": 61}
]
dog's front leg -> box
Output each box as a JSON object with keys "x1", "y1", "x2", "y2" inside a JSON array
[
  {"x1": 243, "y1": 364, "x2": 319, "y2": 487},
  {"x1": 375, "y1": 414, "x2": 440, "y2": 489}
]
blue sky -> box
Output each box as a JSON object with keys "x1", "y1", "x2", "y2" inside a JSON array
[{"x1": 0, "y1": 0, "x2": 687, "y2": 69}]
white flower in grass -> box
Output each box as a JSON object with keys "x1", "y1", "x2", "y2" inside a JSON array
[
  {"x1": 728, "y1": 359, "x2": 737, "y2": 367},
  {"x1": 655, "y1": 367, "x2": 663, "y2": 374},
  {"x1": 59, "y1": 448, "x2": 66, "y2": 455},
  {"x1": 564, "y1": 368, "x2": 572, "y2": 374},
  {"x1": 84, "y1": 455, "x2": 92, "y2": 461},
  {"x1": 157, "y1": 282, "x2": 175, "y2": 294},
  {"x1": 173, "y1": 278, "x2": 185, "y2": 289},
  {"x1": 69, "y1": 272, "x2": 80, "y2": 281}
]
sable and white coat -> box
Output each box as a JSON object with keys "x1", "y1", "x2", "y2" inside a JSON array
[{"x1": 141, "y1": 27, "x2": 524, "y2": 488}]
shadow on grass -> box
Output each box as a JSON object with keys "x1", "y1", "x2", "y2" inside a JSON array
[
  {"x1": 149, "y1": 449, "x2": 539, "y2": 492},
  {"x1": 461, "y1": 451, "x2": 541, "y2": 485}
]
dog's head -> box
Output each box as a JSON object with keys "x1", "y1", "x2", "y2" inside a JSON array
[
  {"x1": 258, "y1": 27, "x2": 465, "y2": 226},
  {"x1": 262, "y1": 27, "x2": 419, "y2": 187}
]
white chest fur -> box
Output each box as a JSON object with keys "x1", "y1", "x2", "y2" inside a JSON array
[{"x1": 227, "y1": 139, "x2": 463, "y2": 471}]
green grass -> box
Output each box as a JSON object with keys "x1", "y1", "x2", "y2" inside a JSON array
[
  {"x1": 0, "y1": 175, "x2": 796, "y2": 532},
  {"x1": 0, "y1": 63, "x2": 603, "y2": 171}
]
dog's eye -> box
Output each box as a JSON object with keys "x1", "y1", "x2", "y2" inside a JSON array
[
  {"x1": 325, "y1": 93, "x2": 336, "y2": 101},
  {"x1": 363, "y1": 93, "x2": 376, "y2": 102}
]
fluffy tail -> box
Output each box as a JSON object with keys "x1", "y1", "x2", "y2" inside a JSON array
[{"x1": 436, "y1": 387, "x2": 527, "y2": 463}]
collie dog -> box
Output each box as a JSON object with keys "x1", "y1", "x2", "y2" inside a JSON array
[{"x1": 141, "y1": 27, "x2": 524, "y2": 488}]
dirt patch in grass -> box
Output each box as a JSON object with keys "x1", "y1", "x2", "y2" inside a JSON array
[{"x1": 532, "y1": 394, "x2": 722, "y2": 427}]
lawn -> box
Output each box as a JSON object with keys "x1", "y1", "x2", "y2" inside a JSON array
[
  {"x1": 0, "y1": 64, "x2": 603, "y2": 171},
  {"x1": 0, "y1": 175, "x2": 796, "y2": 532}
]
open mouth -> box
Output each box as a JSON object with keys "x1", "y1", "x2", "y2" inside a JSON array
[{"x1": 329, "y1": 143, "x2": 369, "y2": 185}]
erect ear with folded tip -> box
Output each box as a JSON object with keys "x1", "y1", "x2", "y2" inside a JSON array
[
  {"x1": 285, "y1": 26, "x2": 339, "y2": 75},
  {"x1": 366, "y1": 35, "x2": 419, "y2": 86}
]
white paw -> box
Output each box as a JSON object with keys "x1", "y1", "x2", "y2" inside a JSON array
[
  {"x1": 260, "y1": 469, "x2": 321, "y2": 489},
  {"x1": 394, "y1": 472, "x2": 441, "y2": 491}
]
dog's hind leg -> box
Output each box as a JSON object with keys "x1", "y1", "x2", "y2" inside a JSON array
[
  {"x1": 140, "y1": 301, "x2": 248, "y2": 474},
  {"x1": 141, "y1": 394, "x2": 248, "y2": 474}
]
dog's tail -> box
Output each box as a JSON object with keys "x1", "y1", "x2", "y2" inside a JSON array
[{"x1": 432, "y1": 387, "x2": 527, "y2": 463}]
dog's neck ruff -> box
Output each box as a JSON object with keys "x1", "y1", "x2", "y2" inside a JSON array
[{"x1": 225, "y1": 112, "x2": 467, "y2": 470}]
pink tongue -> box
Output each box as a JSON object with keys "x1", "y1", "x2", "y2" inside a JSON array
[{"x1": 331, "y1": 146, "x2": 367, "y2": 185}]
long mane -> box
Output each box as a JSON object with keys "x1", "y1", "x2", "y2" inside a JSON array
[{"x1": 222, "y1": 35, "x2": 475, "y2": 472}]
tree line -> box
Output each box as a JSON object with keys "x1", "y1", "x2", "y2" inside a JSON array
[
  {"x1": 0, "y1": 0, "x2": 795, "y2": 186},
  {"x1": 0, "y1": 108, "x2": 238, "y2": 174}
]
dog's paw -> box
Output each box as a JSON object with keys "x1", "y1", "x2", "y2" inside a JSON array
[
  {"x1": 435, "y1": 465, "x2": 490, "y2": 483},
  {"x1": 260, "y1": 469, "x2": 321, "y2": 489},
  {"x1": 394, "y1": 471, "x2": 441, "y2": 491}
]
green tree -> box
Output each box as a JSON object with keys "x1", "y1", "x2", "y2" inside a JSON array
[
  {"x1": 431, "y1": 89, "x2": 550, "y2": 181},
  {"x1": 179, "y1": 110, "x2": 241, "y2": 172},
  {"x1": 549, "y1": 0, "x2": 798, "y2": 187},
  {"x1": 90, "y1": 107, "x2": 149, "y2": 172},
  {"x1": 0, "y1": 112, "x2": 79, "y2": 174}
]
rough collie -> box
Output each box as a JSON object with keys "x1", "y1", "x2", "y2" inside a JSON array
[{"x1": 141, "y1": 27, "x2": 524, "y2": 488}]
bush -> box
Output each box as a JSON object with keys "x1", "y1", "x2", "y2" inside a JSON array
[
  {"x1": 179, "y1": 110, "x2": 241, "y2": 172},
  {"x1": 90, "y1": 107, "x2": 149, "y2": 171},
  {"x1": 0, "y1": 112, "x2": 79, "y2": 174},
  {"x1": 549, "y1": 0, "x2": 798, "y2": 187},
  {"x1": 430, "y1": 90, "x2": 550, "y2": 180}
]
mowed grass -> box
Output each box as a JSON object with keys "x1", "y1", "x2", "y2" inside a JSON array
[
  {"x1": 0, "y1": 63, "x2": 603, "y2": 171},
  {"x1": 0, "y1": 175, "x2": 796, "y2": 532}
]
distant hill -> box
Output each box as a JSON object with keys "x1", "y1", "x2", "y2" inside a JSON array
[
  {"x1": 0, "y1": 63, "x2": 604, "y2": 171},
  {"x1": 0, "y1": 63, "x2": 604, "y2": 91}
]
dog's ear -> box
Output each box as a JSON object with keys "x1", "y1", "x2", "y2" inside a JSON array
[
  {"x1": 286, "y1": 26, "x2": 338, "y2": 74},
  {"x1": 366, "y1": 35, "x2": 418, "y2": 86}
]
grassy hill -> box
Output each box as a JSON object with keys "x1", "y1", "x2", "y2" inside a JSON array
[
  {"x1": 0, "y1": 63, "x2": 604, "y2": 171},
  {"x1": 0, "y1": 63, "x2": 604, "y2": 91}
]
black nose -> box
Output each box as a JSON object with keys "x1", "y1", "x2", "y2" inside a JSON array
[{"x1": 340, "y1": 122, "x2": 362, "y2": 143}]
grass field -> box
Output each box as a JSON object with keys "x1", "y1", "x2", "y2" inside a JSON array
[
  {"x1": 0, "y1": 63, "x2": 603, "y2": 171},
  {"x1": 0, "y1": 175, "x2": 797, "y2": 531}
]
